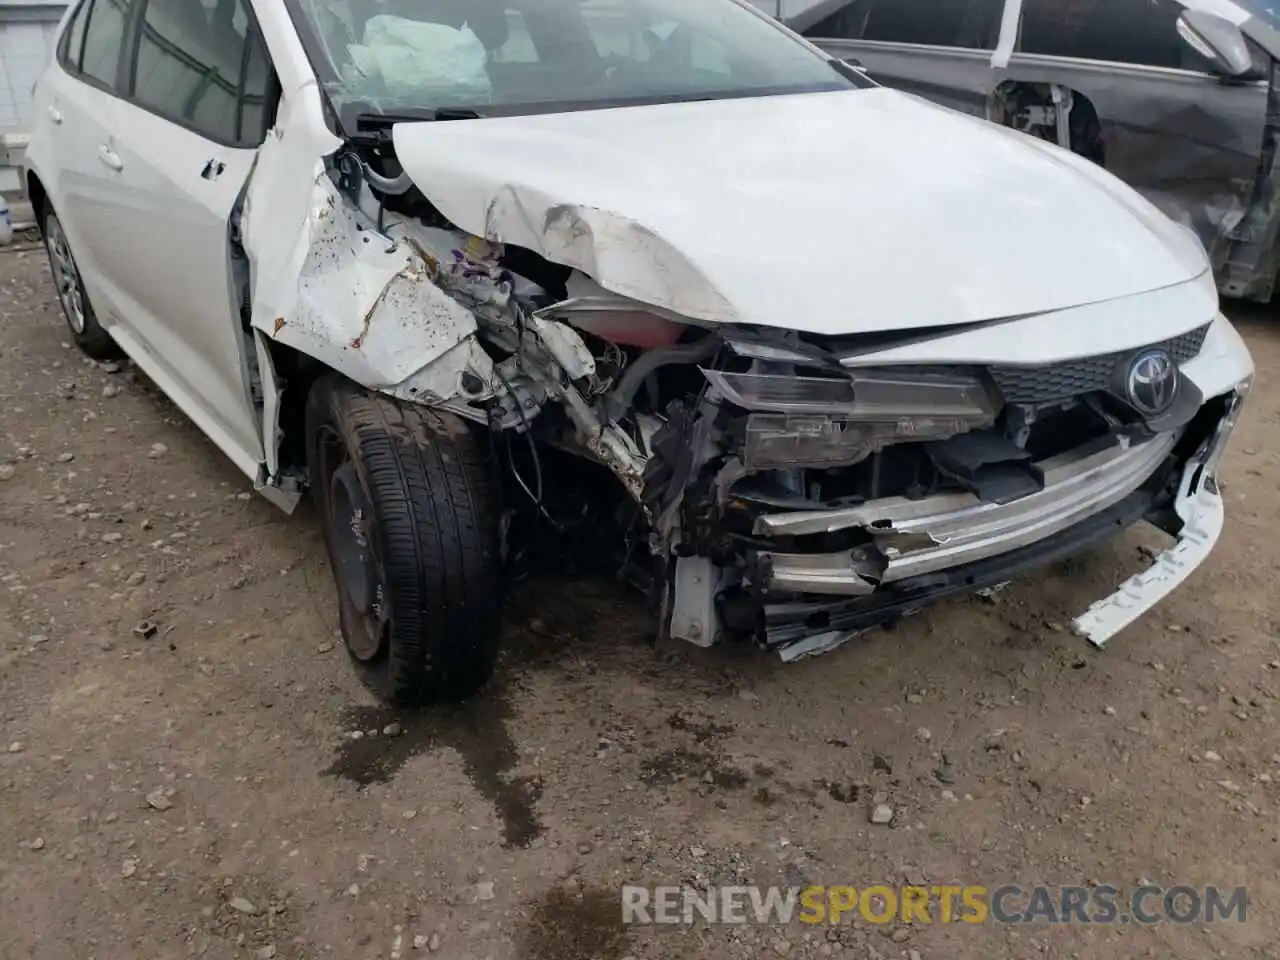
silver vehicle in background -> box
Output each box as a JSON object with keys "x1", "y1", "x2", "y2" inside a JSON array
[{"x1": 757, "y1": 0, "x2": 1280, "y2": 303}]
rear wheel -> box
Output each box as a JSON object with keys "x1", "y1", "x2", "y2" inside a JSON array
[
  {"x1": 306, "y1": 375, "x2": 503, "y2": 704},
  {"x1": 42, "y1": 207, "x2": 121, "y2": 360}
]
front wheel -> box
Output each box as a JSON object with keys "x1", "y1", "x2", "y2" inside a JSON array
[{"x1": 306, "y1": 375, "x2": 503, "y2": 705}]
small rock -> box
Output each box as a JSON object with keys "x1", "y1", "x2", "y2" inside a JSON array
[
  {"x1": 317, "y1": 641, "x2": 334, "y2": 654},
  {"x1": 347, "y1": 883, "x2": 360, "y2": 897},
  {"x1": 905, "y1": 693, "x2": 923, "y2": 705},
  {"x1": 121, "y1": 858, "x2": 139, "y2": 878},
  {"x1": 402, "y1": 809, "x2": 418, "y2": 820},
  {"x1": 940, "y1": 790, "x2": 957, "y2": 802},
  {"x1": 428, "y1": 933, "x2": 441, "y2": 951},
  {"x1": 145, "y1": 789, "x2": 173, "y2": 811},
  {"x1": 738, "y1": 689, "x2": 760, "y2": 704},
  {"x1": 870, "y1": 803, "x2": 893, "y2": 825},
  {"x1": 1203, "y1": 751, "x2": 1222, "y2": 763},
  {"x1": 915, "y1": 727, "x2": 932, "y2": 742},
  {"x1": 0, "y1": 465, "x2": 14, "y2": 481},
  {"x1": 102, "y1": 384, "x2": 121, "y2": 399},
  {"x1": 148, "y1": 443, "x2": 168, "y2": 459},
  {"x1": 125, "y1": 571, "x2": 146, "y2": 587},
  {"x1": 1103, "y1": 706, "x2": 1117, "y2": 716},
  {"x1": 475, "y1": 880, "x2": 496, "y2": 901},
  {"x1": 7, "y1": 741, "x2": 23, "y2": 754},
  {"x1": 27, "y1": 837, "x2": 45, "y2": 851},
  {"x1": 689, "y1": 845, "x2": 707, "y2": 859},
  {"x1": 55, "y1": 452, "x2": 75, "y2": 463},
  {"x1": 909, "y1": 952, "x2": 923, "y2": 960},
  {"x1": 772, "y1": 940, "x2": 792, "y2": 957},
  {"x1": 382, "y1": 722, "x2": 402, "y2": 737},
  {"x1": 228, "y1": 896, "x2": 258, "y2": 915},
  {"x1": 257, "y1": 948, "x2": 276, "y2": 960},
  {"x1": 413, "y1": 935, "x2": 428, "y2": 950},
  {"x1": 101, "y1": 361, "x2": 123, "y2": 373},
  {"x1": 101, "y1": 532, "x2": 123, "y2": 544},
  {"x1": 1217, "y1": 780, "x2": 1242, "y2": 794},
  {"x1": 891, "y1": 928, "x2": 911, "y2": 943}
]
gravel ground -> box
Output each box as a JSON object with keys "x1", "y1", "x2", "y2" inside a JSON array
[{"x1": 1, "y1": 245, "x2": 1278, "y2": 960}]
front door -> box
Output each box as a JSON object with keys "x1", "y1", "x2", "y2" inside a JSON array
[{"x1": 99, "y1": 0, "x2": 275, "y2": 472}]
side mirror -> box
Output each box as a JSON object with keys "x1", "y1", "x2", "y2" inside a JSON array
[{"x1": 1177, "y1": 10, "x2": 1253, "y2": 78}]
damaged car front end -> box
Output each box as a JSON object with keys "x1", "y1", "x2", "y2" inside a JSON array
[
  {"x1": 648, "y1": 321, "x2": 1251, "y2": 660},
  {"x1": 26, "y1": 0, "x2": 1250, "y2": 702},
  {"x1": 238, "y1": 0, "x2": 1254, "y2": 682}
]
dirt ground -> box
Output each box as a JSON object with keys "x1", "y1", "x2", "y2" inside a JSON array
[{"x1": 1, "y1": 243, "x2": 1278, "y2": 960}]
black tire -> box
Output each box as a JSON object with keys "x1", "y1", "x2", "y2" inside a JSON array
[
  {"x1": 306, "y1": 374, "x2": 503, "y2": 705},
  {"x1": 41, "y1": 206, "x2": 122, "y2": 361}
]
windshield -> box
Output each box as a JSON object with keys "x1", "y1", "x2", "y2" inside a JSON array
[{"x1": 289, "y1": 0, "x2": 858, "y2": 117}]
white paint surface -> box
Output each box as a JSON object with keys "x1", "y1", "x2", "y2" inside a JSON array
[{"x1": 393, "y1": 88, "x2": 1210, "y2": 338}]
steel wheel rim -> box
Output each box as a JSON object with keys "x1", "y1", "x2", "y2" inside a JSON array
[
  {"x1": 45, "y1": 217, "x2": 86, "y2": 335},
  {"x1": 318, "y1": 426, "x2": 388, "y2": 662}
]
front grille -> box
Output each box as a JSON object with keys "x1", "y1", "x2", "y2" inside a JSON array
[{"x1": 988, "y1": 323, "x2": 1210, "y2": 404}]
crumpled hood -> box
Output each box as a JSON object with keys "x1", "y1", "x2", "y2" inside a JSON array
[{"x1": 391, "y1": 88, "x2": 1210, "y2": 335}]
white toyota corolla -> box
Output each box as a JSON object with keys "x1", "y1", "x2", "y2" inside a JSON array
[{"x1": 24, "y1": 0, "x2": 1254, "y2": 703}]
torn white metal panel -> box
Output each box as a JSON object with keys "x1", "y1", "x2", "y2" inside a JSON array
[
  {"x1": 261, "y1": 176, "x2": 482, "y2": 393},
  {"x1": 390, "y1": 90, "x2": 1209, "y2": 336},
  {"x1": 240, "y1": 108, "x2": 487, "y2": 405}
]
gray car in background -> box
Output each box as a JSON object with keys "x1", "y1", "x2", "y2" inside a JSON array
[{"x1": 752, "y1": 0, "x2": 1280, "y2": 302}]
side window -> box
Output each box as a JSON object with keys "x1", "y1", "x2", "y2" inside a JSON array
[
  {"x1": 80, "y1": 0, "x2": 130, "y2": 88},
  {"x1": 129, "y1": 0, "x2": 273, "y2": 146},
  {"x1": 807, "y1": 0, "x2": 1005, "y2": 50},
  {"x1": 57, "y1": 0, "x2": 92, "y2": 72},
  {"x1": 1020, "y1": 0, "x2": 1207, "y2": 70}
]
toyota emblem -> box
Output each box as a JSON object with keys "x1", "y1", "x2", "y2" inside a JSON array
[{"x1": 1126, "y1": 350, "x2": 1178, "y2": 415}]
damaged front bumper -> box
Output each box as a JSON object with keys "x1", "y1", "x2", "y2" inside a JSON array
[{"x1": 734, "y1": 381, "x2": 1250, "y2": 661}]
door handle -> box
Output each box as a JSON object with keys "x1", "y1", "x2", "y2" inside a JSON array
[
  {"x1": 97, "y1": 144, "x2": 123, "y2": 171},
  {"x1": 47, "y1": 106, "x2": 63, "y2": 125}
]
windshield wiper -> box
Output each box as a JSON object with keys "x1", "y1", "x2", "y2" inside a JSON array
[{"x1": 348, "y1": 106, "x2": 485, "y2": 143}]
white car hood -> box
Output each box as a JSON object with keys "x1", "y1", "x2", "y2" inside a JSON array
[{"x1": 391, "y1": 88, "x2": 1209, "y2": 336}]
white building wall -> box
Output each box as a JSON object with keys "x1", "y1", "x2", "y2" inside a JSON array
[{"x1": 0, "y1": 19, "x2": 59, "y2": 129}]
